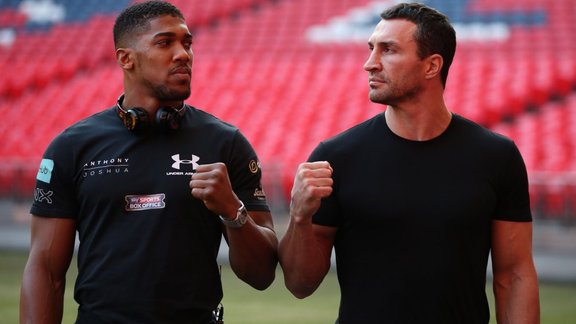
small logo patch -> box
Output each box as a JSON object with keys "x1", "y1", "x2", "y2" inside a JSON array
[
  {"x1": 248, "y1": 160, "x2": 259, "y2": 174},
  {"x1": 34, "y1": 188, "x2": 54, "y2": 204},
  {"x1": 253, "y1": 188, "x2": 266, "y2": 200},
  {"x1": 37, "y1": 159, "x2": 54, "y2": 184}
]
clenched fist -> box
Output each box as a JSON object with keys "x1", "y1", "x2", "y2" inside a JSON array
[
  {"x1": 190, "y1": 162, "x2": 240, "y2": 219},
  {"x1": 290, "y1": 161, "x2": 333, "y2": 223}
]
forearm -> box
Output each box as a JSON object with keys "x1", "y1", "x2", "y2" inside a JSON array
[
  {"x1": 493, "y1": 270, "x2": 540, "y2": 324},
  {"x1": 278, "y1": 220, "x2": 331, "y2": 299},
  {"x1": 226, "y1": 220, "x2": 278, "y2": 290},
  {"x1": 20, "y1": 266, "x2": 66, "y2": 324}
]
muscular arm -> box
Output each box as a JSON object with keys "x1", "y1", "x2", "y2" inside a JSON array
[
  {"x1": 223, "y1": 210, "x2": 278, "y2": 290},
  {"x1": 491, "y1": 220, "x2": 540, "y2": 324},
  {"x1": 278, "y1": 161, "x2": 335, "y2": 298},
  {"x1": 190, "y1": 163, "x2": 278, "y2": 290},
  {"x1": 20, "y1": 215, "x2": 76, "y2": 324}
]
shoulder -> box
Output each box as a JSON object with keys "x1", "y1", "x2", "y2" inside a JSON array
[
  {"x1": 183, "y1": 105, "x2": 240, "y2": 134},
  {"x1": 308, "y1": 113, "x2": 385, "y2": 161},
  {"x1": 451, "y1": 114, "x2": 516, "y2": 149},
  {"x1": 323, "y1": 113, "x2": 385, "y2": 146},
  {"x1": 48, "y1": 108, "x2": 118, "y2": 148},
  {"x1": 183, "y1": 105, "x2": 256, "y2": 151},
  {"x1": 450, "y1": 115, "x2": 525, "y2": 173}
]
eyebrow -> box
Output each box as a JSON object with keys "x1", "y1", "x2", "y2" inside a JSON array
[
  {"x1": 152, "y1": 31, "x2": 193, "y2": 40},
  {"x1": 368, "y1": 40, "x2": 398, "y2": 49}
]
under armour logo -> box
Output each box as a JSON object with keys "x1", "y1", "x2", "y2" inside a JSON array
[
  {"x1": 171, "y1": 154, "x2": 200, "y2": 170},
  {"x1": 34, "y1": 188, "x2": 54, "y2": 204}
]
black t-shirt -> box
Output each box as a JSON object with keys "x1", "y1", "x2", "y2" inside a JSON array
[
  {"x1": 31, "y1": 106, "x2": 269, "y2": 323},
  {"x1": 310, "y1": 113, "x2": 532, "y2": 324}
]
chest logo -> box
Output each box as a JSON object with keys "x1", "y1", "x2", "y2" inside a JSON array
[{"x1": 171, "y1": 154, "x2": 200, "y2": 170}]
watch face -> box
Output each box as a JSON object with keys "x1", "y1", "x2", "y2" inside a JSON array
[
  {"x1": 221, "y1": 202, "x2": 248, "y2": 228},
  {"x1": 237, "y1": 206, "x2": 248, "y2": 225}
]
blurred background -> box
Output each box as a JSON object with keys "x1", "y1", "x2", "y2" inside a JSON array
[{"x1": 0, "y1": 0, "x2": 575, "y2": 283}]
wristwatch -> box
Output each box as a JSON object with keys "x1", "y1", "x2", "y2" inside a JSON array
[{"x1": 219, "y1": 201, "x2": 249, "y2": 228}]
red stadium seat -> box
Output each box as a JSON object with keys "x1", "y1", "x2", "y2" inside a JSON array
[{"x1": 1, "y1": 0, "x2": 576, "y2": 202}]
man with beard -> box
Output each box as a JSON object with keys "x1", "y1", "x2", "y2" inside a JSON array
[
  {"x1": 279, "y1": 2, "x2": 539, "y2": 323},
  {"x1": 21, "y1": 1, "x2": 278, "y2": 323}
]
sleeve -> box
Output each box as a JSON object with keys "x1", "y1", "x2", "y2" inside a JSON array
[
  {"x1": 29, "y1": 132, "x2": 78, "y2": 219},
  {"x1": 492, "y1": 141, "x2": 533, "y2": 222},
  {"x1": 308, "y1": 142, "x2": 342, "y2": 228},
  {"x1": 227, "y1": 130, "x2": 270, "y2": 212}
]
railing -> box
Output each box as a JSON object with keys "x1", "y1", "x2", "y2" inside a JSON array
[{"x1": 530, "y1": 171, "x2": 576, "y2": 224}]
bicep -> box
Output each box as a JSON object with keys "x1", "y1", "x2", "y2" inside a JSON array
[
  {"x1": 312, "y1": 224, "x2": 337, "y2": 263},
  {"x1": 491, "y1": 220, "x2": 535, "y2": 274},
  {"x1": 27, "y1": 215, "x2": 76, "y2": 276}
]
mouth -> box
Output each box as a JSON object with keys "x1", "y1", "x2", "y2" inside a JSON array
[
  {"x1": 368, "y1": 75, "x2": 385, "y2": 83},
  {"x1": 368, "y1": 78, "x2": 385, "y2": 87},
  {"x1": 171, "y1": 66, "x2": 192, "y2": 76}
]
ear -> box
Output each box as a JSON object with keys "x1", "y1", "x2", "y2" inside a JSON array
[
  {"x1": 424, "y1": 54, "x2": 443, "y2": 81},
  {"x1": 116, "y1": 48, "x2": 134, "y2": 70}
]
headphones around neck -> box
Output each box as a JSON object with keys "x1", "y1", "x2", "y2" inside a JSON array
[{"x1": 115, "y1": 94, "x2": 186, "y2": 132}]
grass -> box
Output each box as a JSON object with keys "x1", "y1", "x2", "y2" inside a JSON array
[{"x1": 2, "y1": 249, "x2": 576, "y2": 323}]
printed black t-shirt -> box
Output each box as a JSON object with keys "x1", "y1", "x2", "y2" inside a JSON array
[{"x1": 31, "y1": 106, "x2": 269, "y2": 323}]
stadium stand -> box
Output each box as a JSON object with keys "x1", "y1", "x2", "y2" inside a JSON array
[{"x1": 0, "y1": 0, "x2": 575, "y2": 220}]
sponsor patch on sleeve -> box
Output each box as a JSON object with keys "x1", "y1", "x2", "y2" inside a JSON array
[
  {"x1": 36, "y1": 159, "x2": 54, "y2": 184},
  {"x1": 253, "y1": 187, "x2": 266, "y2": 200},
  {"x1": 248, "y1": 160, "x2": 260, "y2": 174}
]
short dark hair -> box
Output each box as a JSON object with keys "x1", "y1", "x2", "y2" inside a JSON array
[
  {"x1": 380, "y1": 2, "x2": 456, "y2": 87},
  {"x1": 113, "y1": 0, "x2": 185, "y2": 49}
]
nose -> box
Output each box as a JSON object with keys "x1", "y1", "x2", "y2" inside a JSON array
[
  {"x1": 174, "y1": 44, "x2": 193, "y2": 63},
  {"x1": 363, "y1": 49, "x2": 380, "y2": 72}
]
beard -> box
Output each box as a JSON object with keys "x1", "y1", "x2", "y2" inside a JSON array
[
  {"x1": 369, "y1": 81, "x2": 420, "y2": 106},
  {"x1": 151, "y1": 82, "x2": 191, "y2": 102},
  {"x1": 141, "y1": 74, "x2": 191, "y2": 102}
]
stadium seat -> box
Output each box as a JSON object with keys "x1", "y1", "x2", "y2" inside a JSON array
[{"x1": 1, "y1": 0, "x2": 576, "y2": 205}]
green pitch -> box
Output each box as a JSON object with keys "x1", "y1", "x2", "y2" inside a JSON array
[{"x1": 2, "y1": 250, "x2": 575, "y2": 323}]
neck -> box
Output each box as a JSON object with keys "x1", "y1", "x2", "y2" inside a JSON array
[{"x1": 384, "y1": 100, "x2": 452, "y2": 141}]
